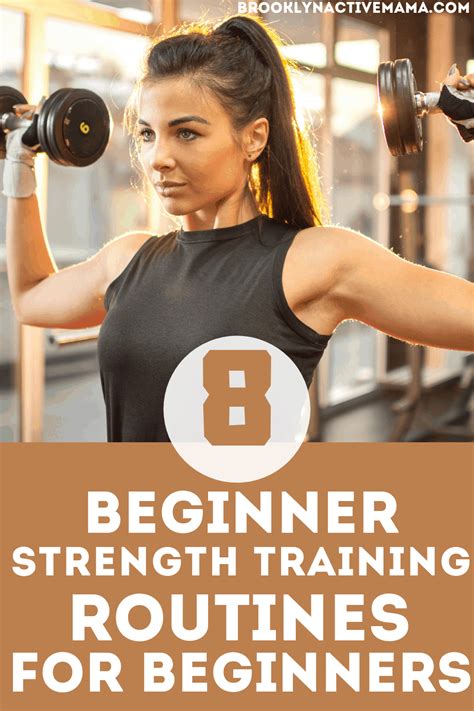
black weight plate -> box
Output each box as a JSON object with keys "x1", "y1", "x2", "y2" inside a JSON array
[
  {"x1": 45, "y1": 89, "x2": 83, "y2": 165},
  {"x1": 393, "y1": 58, "x2": 423, "y2": 155},
  {"x1": 48, "y1": 89, "x2": 85, "y2": 165},
  {"x1": 38, "y1": 88, "x2": 110, "y2": 167},
  {"x1": 61, "y1": 92, "x2": 110, "y2": 165},
  {"x1": 37, "y1": 88, "x2": 74, "y2": 165},
  {"x1": 0, "y1": 86, "x2": 28, "y2": 158},
  {"x1": 49, "y1": 89, "x2": 78, "y2": 165},
  {"x1": 377, "y1": 62, "x2": 404, "y2": 157}
]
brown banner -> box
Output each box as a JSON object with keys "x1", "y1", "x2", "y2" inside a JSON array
[{"x1": 1, "y1": 443, "x2": 473, "y2": 710}]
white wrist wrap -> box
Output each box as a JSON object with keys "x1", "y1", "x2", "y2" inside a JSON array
[{"x1": 2, "y1": 129, "x2": 37, "y2": 199}]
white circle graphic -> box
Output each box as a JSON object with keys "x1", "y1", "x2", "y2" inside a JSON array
[{"x1": 164, "y1": 336, "x2": 310, "y2": 483}]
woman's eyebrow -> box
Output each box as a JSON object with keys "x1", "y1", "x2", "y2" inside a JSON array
[{"x1": 138, "y1": 115, "x2": 211, "y2": 127}]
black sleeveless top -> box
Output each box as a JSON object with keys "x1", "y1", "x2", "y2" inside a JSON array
[{"x1": 97, "y1": 214, "x2": 332, "y2": 442}]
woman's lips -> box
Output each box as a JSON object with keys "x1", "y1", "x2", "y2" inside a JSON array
[{"x1": 157, "y1": 183, "x2": 186, "y2": 195}]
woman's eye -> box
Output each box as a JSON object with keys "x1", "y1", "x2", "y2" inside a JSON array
[
  {"x1": 137, "y1": 127, "x2": 198, "y2": 142},
  {"x1": 177, "y1": 128, "x2": 197, "y2": 141},
  {"x1": 138, "y1": 128, "x2": 153, "y2": 142}
]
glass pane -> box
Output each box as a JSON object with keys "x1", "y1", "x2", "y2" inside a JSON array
[
  {"x1": 290, "y1": 68, "x2": 325, "y2": 138},
  {"x1": 264, "y1": 12, "x2": 325, "y2": 68},
  {"x1": 85, "y1": 0, "x2": 154, "y2": 23},
  {"x1": 43, "y1": 19, "x2": 149, "y2": 441},
  {"x1": 179, "y1": 0, "x2": 235, "y2": 22},
  {"x1": 335, "y1": 17, "x2": 382, "y2": 73},
  {"x1": 424, "y1": 139, "x2": 472, "y2": 378},
  {"x1": 0, "y1": 8, "x2": 24, "y2": 441},
  {"x1": 328, "y1": 78, "x2": 381, "y2": 404}
]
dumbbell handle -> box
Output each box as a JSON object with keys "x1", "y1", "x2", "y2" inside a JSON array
[
  {"x1": 415, "y1": 91, "x2": 443, "y2": 117},
  {"x1": 0, "y1": 112, "x2": 32, "y2": 132}
]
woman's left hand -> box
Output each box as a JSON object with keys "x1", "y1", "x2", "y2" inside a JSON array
[
  {"x1": 442, "y1": 63, "x2": 474, "y2": 91},
  {"x1": 437, "y1": 64, "x2": 474, "y2": 142}
]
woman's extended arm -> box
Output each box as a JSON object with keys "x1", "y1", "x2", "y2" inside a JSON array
[
  {"x1": 290, "y1": 65, "x2": 474, "y2": 349},
  {"x1": 286, "y1": 227, "x2": 474, "y2": 351}
]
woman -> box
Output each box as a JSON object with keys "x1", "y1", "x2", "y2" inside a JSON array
[{"x1": 4, "y1": 14, "x2": 474, "y2": 442}]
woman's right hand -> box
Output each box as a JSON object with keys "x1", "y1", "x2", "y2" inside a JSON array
[
  {"x1": 2, "y1": 102, "x2": 42, "y2": 199},
  {"x1": 11, "y1": 102, "x2": 36, "y2": 118}
]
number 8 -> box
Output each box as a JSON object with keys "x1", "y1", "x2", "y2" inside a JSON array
[{"x1": 202, "y1": 350, "x2": 271, "y2": 445}]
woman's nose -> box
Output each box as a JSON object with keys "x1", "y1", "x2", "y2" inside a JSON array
[{"x1": 149, "y1": 139, "x2": 175, "y2": 172}]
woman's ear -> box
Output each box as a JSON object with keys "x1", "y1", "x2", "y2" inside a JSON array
[{"x1": 243, "y1": 117, "x2": 269, "y2": 161}]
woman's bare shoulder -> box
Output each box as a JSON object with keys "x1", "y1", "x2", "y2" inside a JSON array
[
  {"x1": 102, "y1": 231, "x2": 156, "y2": 287},
  {"x1": 282, "y1": 224, "x2": 376, "y2": 335},
  {"x1": 293, "y1": 223, "x2": 367, "y2": 252},
  {"x1": 291, "y1": 224, "x2": 380, "y2": 279},
  {"x1": 284, "y1": 224, "x2": 361, "y2": 302}
]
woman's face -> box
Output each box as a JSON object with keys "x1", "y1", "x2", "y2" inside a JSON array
[{"x1": 138, "y1": 77, "x2": 266, "y2": 218}]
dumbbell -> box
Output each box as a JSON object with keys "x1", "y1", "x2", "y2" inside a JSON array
[
  {"x1": 0, "y1": 86, "x2": 111, "y2": 166},
  {"x1": 377, "y1": 58, "x2": 443, "y2": 156}
]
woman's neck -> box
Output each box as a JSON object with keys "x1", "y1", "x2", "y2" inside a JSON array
[{"x1": 181, "y1": 188, "x2": 260, "y2": 232}]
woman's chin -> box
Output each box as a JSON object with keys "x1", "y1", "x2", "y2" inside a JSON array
[
  {"x1": 157, "y1": 195, "x2": 184, "y2": 212},
  {"x1": 162, "y1": 202, "x2": 191, "y2": 217}
]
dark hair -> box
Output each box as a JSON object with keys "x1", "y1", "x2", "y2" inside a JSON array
[{"x1": 125, "y1": 13, "x2": 328, "y2": 229}]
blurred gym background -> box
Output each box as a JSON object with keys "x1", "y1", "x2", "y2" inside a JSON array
[{"x1": 0, "y1": 0, "x2": 473, "y2": 442}]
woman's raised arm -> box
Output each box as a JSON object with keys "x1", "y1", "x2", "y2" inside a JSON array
[
  {"x1": 6, "y1": 192, "x2": 150, "y2": 329},
  {"x1": 4, "y1": 103, "x2": 152, "y2": 330}
]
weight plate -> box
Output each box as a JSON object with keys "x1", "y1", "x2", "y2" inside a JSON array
[
  {"x1": 377, "y1": 62, "x2": 404, "y2": 157},
  {"x1": 393, "y1": 58, "x2": 423, "y2": 155},
  {"x1": 37, "y1": 88, "x2": 73, "y2": 165},
  {"x1": 50, "y1": 89, "x2": 79, "y2": 165},
  {"x1": 0, "y1": 86, "x2": 28, "y2": 159},
  {"x1": 37, "y1": 88, "x2": 111, "y2": 166},
  {"x1": 61, "y1": 93, "x2": 110, "y2": 164}
]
